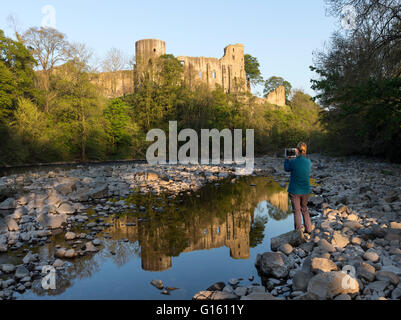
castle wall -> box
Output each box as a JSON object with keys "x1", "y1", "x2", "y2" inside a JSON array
[{"x1": 177, "y1": 44, "x2": 247, "y2": 93}]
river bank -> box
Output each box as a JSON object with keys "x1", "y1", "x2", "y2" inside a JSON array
[
  {"x1": 1, "y1": 155, "x2": 401, "y2": 300},
  {"x1": 193, "y1": 155, "x2": 401, "y2": 300}
]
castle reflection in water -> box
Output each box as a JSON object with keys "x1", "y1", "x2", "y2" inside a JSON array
[{"x1": 104, "y1": 176, "x2": 291, "y2": 272}]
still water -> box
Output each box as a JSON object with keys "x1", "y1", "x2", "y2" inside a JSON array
[{"x1": 13, "y1": 176, "x2": 294, "y2": 300}]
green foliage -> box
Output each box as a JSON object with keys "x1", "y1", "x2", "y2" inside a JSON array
[
  {"x1": 264, "y1": 76, "x2": 292, "y2": 101},
  {"x1": 244, "y1": 54, "x2": 263, "y2": 87}
]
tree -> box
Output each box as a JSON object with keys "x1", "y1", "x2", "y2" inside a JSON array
[
  {"x1": 0, "y1": 29, "x2": 36, "y2": 121},
  {"x1": 23, "y1": 27, "x2": 70, "y2": 111},
  {"x1": 264, "y1": 76, "x2": 292, "y2": 101},
  {"x1": 244, "y1": 54, "x2": 263, "y2": 88},
  {"x1": 311, "y1": 0, "x2": 401, "y2": 161},
  {"x1": 104, "y1": 98, "x2": 139, "y2": 157},
  {"x1": 51, "y1": 60, "x2": 105, "y2": 161}
]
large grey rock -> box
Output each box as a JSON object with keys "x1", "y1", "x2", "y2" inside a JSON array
[
  {"x1": 0, "y1": 198, "x2": 16, "y2": 210},
  {"x1": 1, "y1": 264, "x2": 16, "y2": 273},
  {"x1": 270, "y1": 230, "x2": 306, "y2": 251},
  {"x1": 88, "y1": 185, "x2": 108, "y2": 199},
  {"x1": 211, "y1": 291, "x2": 239, "y2": 300},
  {"x1": 36, "y1": 213, "x2": 67, "y2": 229},
  {"x1": 359, "y1": 262, "x2": 376, "y2": 282},
  {"x1": 256, "y1": 252, "x2": 290, "y2": 279},
  {"x1": 376, "y1": 271, "x2": 399, "y2": 286},
  {"x1": 15, "y1": 266, "x2": 29, "y2": 279},
  {"x1": 307, "y1": 271, "x2": 359, "y2": 300},
  {"x1": 367, "y1": 280, "x2": 390, "y2": 293},
  {"x1": 57, "y1": 202, "x2": 75, "y2": 215},
  {"x1": 293, "y1": 270, "x2": 314, "y2": 292}
]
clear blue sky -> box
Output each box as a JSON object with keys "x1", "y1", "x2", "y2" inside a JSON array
[{"x1": 0, "y1": 0, "x2": 338, "y2": 96}]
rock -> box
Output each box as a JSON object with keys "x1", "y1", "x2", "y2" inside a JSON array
[
  {"x1": 15, "y1": 266, "x2": 29, "y2": 279},
  {"x1": 53, "y1": 259, "x2": 65, "y2": 268},
  {"x1": 151, "y1": 279, "x2": 164, "y2": 290},
  {"x1": 376, "y1": 271, "x2": 399, "y2": 286},
  {"x1": 256, "y1": 252, "x2": 290, "y2": 279},
  {"x1": 65, "y1": 232, "x2": 76, "y2": 241},
  {"x1": 206, "y1": 282, "x2": 225, "y2": 291},
  {"x1": 22, "y1": 252, "x2": 38, "y2": 264},
  {"x1": 311, "y1": 258, "x2": 338, "y2": 273},
  {"x1": 363, "y1": 250, "x2": 380, "y2": 263},
  {"x1": 359, "y1": 262, "x2": 376, "y2": 282},
  {"x1": 64, "y1": 249, "x2": 76, "y2": 259},
  {"x1": 37, "y1": 213, "x2": 67, "y2": 230},
  {"x1": 193, "y1": 291, "x2": 214, "y2": 300},
  {"x1": 293, "y1": 270, "x2": 314, "y2": 292},
  {"x1": 241, "y1": 293, "x2": 277, "y2": 300},
  {"x1": 234, "y1": 286, "x2": 248, "y2": 297},
  {"x1": 391, "y1": 287, "x2": 401, "y2": 299},
  {"x1": 88, "y1": 185, "x2": 108, "y2": 199},
  {"x1": 270, "y1": 230, "x2": 306, "y2": 251},
  {"x1": 92, "y1": 239, "x2": 102, "y2": 246},
  {"x1": 331, "y1": 231, "x2": 350, "y2": 248},
  {"x1": 307, "y1": 271, "x2": 359, "y2": 300},
  {"x1": 390, "y1": 222, "x2": 401, "y2": 230},
  {"x1": 381, "y1": 265, "x2": 401, "y2": 276},
  {"x1": 55, "y1": 248, "x2": 66, "y2": 258},
  {"x1": 367, "y1": 280, "x2": 390, "y2": 293},
  {"x1": 57, "y1": 202, "x2": 75, "y2": 215},
  {"x1": 85, "y1": 242, "x2": 98, "y2": 253},
  {"x1": 334, "y1": 294, "x2": 351, "y2": 300},
  {"x1": 6, "y1": 217, "x2": 19, "y2": 232},
  {"x1": 317, "y1": 239, "x2": 335, "y2": 253},
  {"x1": 211, "y1": 291, "x2": 239, "y2": 300},
  {"x1": 344, "y1": 221, "x2": 363, "y2": 230},
  {"x1": 1, "y1": 264, "x2": 16, "y2": 273},
  {"x1": 228, "y1": 278, "x2": 241, "y2": 286},
  {"x1": 279, "y1": 243, "x2": 294, "y2": 255},
  {"x1": 293, "y1": 292, "x2": 320, "y2": 300},
  {"x1": 0, "y1": 198, "x2": 16, "y2": 210}
]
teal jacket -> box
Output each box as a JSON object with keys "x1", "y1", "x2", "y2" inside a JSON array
[{"x1": 284, "y1": 156, "x2": 311, "y2": 195}]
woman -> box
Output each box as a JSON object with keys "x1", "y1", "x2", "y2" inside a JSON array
[{"x1": 284, "y1": 142, "x2": 313, "y2": 234}]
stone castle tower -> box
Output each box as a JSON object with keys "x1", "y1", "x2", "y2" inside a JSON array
[{"x1": 92, "y1": 38, "x2": 286, "y2": 106}]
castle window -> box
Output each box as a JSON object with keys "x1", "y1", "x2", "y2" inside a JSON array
[
  {"x1": 212, "y1": 71, "x2": 216, "y2": 79},
  {"x1": 199, "y1": 71, "x2": 202, "y2": 78},
  {"x1": 233, "y1": 55, "x2": 235, "y2": 60},
  {"x1": 153, "y1": 48, "x2": 156, "y2": 52},
  {"x1": 180, "y1": 60, "x2": 185, "y2": 66}
]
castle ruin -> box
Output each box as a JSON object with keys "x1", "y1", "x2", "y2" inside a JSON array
[{"x1": 92, "y1": 39, "x2": 286, "y2": 106}]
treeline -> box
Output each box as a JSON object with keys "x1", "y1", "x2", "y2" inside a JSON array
[
  {"x1": 0, "y1": 27, "x2": 323, "y2": 166},
  {"x1": 312, "y1": 0, "x2": 401, "y2": 162}
]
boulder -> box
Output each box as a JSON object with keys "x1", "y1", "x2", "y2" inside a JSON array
[
  {"x1": 65, "y1": 232, "x2": 76, "y2": 241},
  {"x1": 57, "y1": 202, "x2": 75, "y2": 215},
  {"x1": 0, "y1": 198, "x2": 16, "y2": 210},
  {"x1": 359, "y1": 262, "x2": 376, "y2": 282},
  {"x1": 88, "y1": 185, "x2": 108, "y2": 199},
  {"x1": 270, "y1": 230, "x2": 306, "y2": 251},
  {"x1": 36, "y1": 213, "x2": 67, "y2": 230},
  {"x1": 307, "y1": 271, "x2": 359, "y2": 300},
  {"x1": 331, "y1": 231, "x2": 350, "y2": 248},
  {"x1": 293, "y1": 270, "x2": 314, "y2": 292},
  {"x1": 256, "y1": 252, "x2": 290, "y2": 279},
  {"x1": 311, "y1": 258, "x2": 338, "y2": 273}
]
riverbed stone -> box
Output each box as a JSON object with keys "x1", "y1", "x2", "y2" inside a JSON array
[
  {"x1": 241, "y1": 293, "x2": 277, "y2": 300},
  {"x1": 65, "y1": 232, "x2": 76, "y2": 241},
  {"x1": 311, "y1": 258, "x2": 338, "y2": 274},
  {"x1": 363, "y1": 250, "x2": 380, "y2": 263},
  {"x1": 256, "y1": 252, "x2": 290, "y2": 279},
  {"x1": 0, "y1": 198, "x2": 16, "y2": 210},
  {"x1": 1, "y1": 264, "x2": 16, "y2": 273},
  {"x1": 307, "y1": 271, "x2": 359, "y2": 299},
  {"x1": 15, "y1": 266, "x2": 29, "y2": 279},
  {"x1": 270, "y1": 230, "x2": 306, "y2": 251},
  {"x1": 359, "y1": 262, "x2": 376, "y2": 282}
]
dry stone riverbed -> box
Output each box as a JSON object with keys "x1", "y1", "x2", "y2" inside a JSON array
[{"x1": 0, "y1": 155, "x2": 401, "y2": 300}]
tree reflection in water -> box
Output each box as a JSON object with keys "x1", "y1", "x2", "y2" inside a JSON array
[{"x1": 20, "y1": 175, "x2": 291, "y2": 298}]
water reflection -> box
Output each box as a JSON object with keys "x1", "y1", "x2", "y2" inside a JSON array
[{"x1": 16, "y1": 176, "x2": 291, "y2": 299}]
